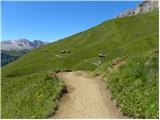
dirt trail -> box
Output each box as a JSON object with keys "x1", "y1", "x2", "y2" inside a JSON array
[{"x1": 52, "y1": 71, "x2": 125, "y2": 119}]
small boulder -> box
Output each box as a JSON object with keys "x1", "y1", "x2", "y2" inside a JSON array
[
  {"x1": 67, "y1": 51, "x2": 71, "y2": 53},
  {"x1": 61, "y1": 50, "x2": 66, "y2": 53},
  {"x1": 98, "y1": 53, "x2": 106, "y2": 58},
  {"x1": 154, "y1": 48, "x2": 159, "y2": 53}
]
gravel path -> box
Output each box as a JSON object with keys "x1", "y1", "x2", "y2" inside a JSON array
[{"x1": 52, "y1": 71, "x2": 125, "y2": 119}]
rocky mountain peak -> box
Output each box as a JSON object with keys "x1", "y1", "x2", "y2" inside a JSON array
[
  {"x1": 117, "y1": 0, "x2": 159, "y2": 18},
  {"x1": 1, "y1": 39, "x2": 48, "y2": 51}
]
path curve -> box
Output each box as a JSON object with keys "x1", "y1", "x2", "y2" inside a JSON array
[{"x1": 52, "y1": 71, "x2": 125, "y2": 119}]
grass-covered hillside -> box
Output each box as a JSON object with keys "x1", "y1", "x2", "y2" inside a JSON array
[
  {"x1": 94, "y1": 50, "x2": 159, "y2": 118},
  {"x1": 1, "y1": 49, "x2": 29, "y2": 66},
  {"x1": 2, "y1": 11, "x2": 158, "y2": 76},
  {"x1": 1, "y1": 10, "x2": 159, "y2": 118}
]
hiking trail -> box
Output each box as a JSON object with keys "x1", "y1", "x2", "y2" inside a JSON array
[{"x1": 52, "y1": 71, "x2": 125, "y2": 119}]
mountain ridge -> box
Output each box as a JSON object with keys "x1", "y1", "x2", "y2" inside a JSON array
[{"x1": 1, "y1": 39, "x2": 48, "y2": 51}]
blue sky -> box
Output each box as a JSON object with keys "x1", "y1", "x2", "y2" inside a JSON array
[{"x1": 2, "y1": 1, "x2": 141, "y2": 42}]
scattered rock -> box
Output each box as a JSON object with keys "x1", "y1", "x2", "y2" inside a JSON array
[
  {"x1": 98, "y1": 53, "x2": 106, "y2": 58},
  {"x1": 111, "y1": 55, "x2": 129, "y2": 68},
  {"x1": 154, "y1": 48, "x2": 159, "y2": 53},
  {"x1": 61, "y1": 50, "x2": 71, "y2": 54},
  {"x1": 66, "y1": 51, "x2": 71, "y2": 53},
  {"x1": 61, "y1": 50, "x2": 66, "y2": 53}
]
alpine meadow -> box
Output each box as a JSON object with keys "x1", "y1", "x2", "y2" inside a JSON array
[{"x1": 1, "y1": 1, "x2": 159, "y2": 119}]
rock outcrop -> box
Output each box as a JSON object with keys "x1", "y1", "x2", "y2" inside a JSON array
[{"x1": 117, "y1": 0, "x2": 159, "y2": 18}]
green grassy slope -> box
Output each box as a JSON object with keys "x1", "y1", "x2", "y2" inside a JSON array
[
  {"x1": 2, "y1": 72, "x2": 65, "y2": 118},
  {"x1": 94, "y1": 50, "x2": 159, "y2": 118},
  {"x1": 2, "y1": 11, "x2": 158, "y2": 76},
  {"x1": 1, "y1": 11, "x2": 159, "y2": 118},
  {"x1": 1, "y1": 50, "x2": 29, "y2": 66}
]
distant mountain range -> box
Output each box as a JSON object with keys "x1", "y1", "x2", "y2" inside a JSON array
[
  {"x1": 117, "y1": 0, "x2": 158, "y2": 18},
  {"x1": 1, "y1": 39, "x2": 48, "y2": 51},
  {"x1": 1, "y1": 39, "x2": 48, "y2": 66}
]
